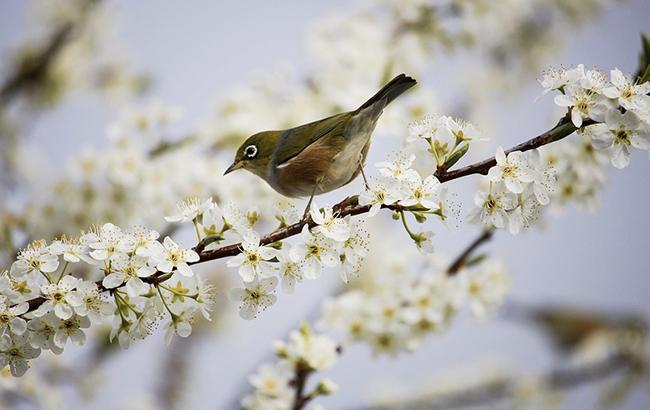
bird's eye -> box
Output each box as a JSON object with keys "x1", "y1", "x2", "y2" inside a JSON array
[{"x1": 244, "y1": 145, "x2": 258, "y2": 159}]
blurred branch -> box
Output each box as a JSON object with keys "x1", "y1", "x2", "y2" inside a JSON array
[
  {"x1": 0, "y1": 0, "x2": 101, "y2": 108},
  {"x1": 357, "y1": 353, "x2": 640, "y2": 410},
  {"x1": 446, "y1": 229, "x2": 493, "y2": 275},
  {"x1": 230, "y1": 228, "x2": 495, "y2": 409}
]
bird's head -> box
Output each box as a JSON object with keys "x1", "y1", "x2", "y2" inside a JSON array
[{"x1": 224, "y1": 131, "x2": 281, "y2": 180}]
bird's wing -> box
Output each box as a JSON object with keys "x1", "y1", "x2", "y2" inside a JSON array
[{"x1": 273, "y1": 112, "x2": 350, "y2": 167}]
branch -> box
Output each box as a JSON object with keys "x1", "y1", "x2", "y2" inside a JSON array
[
  {"x1": 358, "y1": 353, "x2": 637, "y2": 410},
  {"x1": 20, "y1": 114, "x2": 586, "y2": 314},
  {"x1": 233, "y1": 229, "x2": 494, "y2": 409},
  {"x1": 446, "y1": 229, "x2": 494, "y2": 275},
  {"x1": 0, "y1": 0, "x2": 100, "y2": 108}
]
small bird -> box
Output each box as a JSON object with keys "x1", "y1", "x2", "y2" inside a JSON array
[{"x1": 224, "y1": 73, "x2": 417, "y2": 212}]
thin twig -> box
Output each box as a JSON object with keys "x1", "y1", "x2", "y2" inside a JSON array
[{"x1": 446, "y1": 229, "x2": 494, "y2": 275}]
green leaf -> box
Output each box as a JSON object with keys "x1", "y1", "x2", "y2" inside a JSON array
[
  {"x1": 442, "y1": 143, "x2": 469, "y2": 170},
  {"x1": 636, "y1": 33, "x2": 650, "y2": 83}
]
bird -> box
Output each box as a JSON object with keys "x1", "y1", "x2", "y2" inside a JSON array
[{"x1": 224, "y1": 73, "x2": 417, "y2": 214}]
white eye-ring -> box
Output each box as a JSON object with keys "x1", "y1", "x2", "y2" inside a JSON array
[{"x1": 244, "y1": 145, "x2": 258, "y2": 158}]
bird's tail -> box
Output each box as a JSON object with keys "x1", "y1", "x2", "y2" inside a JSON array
[{"x1": 357, "y1": 73, "x2": 417, "y2": 111}]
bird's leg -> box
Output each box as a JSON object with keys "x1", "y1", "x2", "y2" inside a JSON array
[
  {"x1": 357, "y1": 162, "x2": 370, "y2": 191},
  {"x1": 302, "y1": 185, "x2": 317, "y2": 221}
]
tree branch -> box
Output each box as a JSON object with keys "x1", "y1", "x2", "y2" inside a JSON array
[
  {"x1": 357, "y1": 353, "x2": 637, "y2": 410},
  {"x1": 20, "y1": 114, "x2": 588, "y2": 314},
  {"x1": 0, "y1": 0, "x2": 101, "y2": 108},
  {"x1": 446, "y1": 229, "x2": 494, "y2": 275}
]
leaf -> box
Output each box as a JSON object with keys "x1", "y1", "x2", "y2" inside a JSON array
[
  {"x1": 636, "y1": 33, "x2": 650, "y2": 83},
  {"x1": 442, "y1": 143, "x2": 469, "y2": 170}
]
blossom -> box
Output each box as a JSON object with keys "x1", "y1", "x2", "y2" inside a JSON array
[
  {"x1": 399, "y1": 174, "x2": 441, "y2": 209},
  {"x1": 150, "y1": 237, "x2": 199, "y2": 277},
  {"x1": 589, "y1": 109, "x2": 650, "y2": 169},
  {"x1": 164, "y1": 307, "x2": 194, "y2": 344},
  {"x1": 338, "y1": 222, "x2": 369, "y2": 281},
  {"x1": 0, "y1": 334, "x2": 41, "y2": 377},
  {"x1": 164, "y1": 196, "x2": 214, "y2": 223},
  {"x1": 289, "y1": 226, "x2": 339, "y2": 280},
  {"x1": 10, "y1": 240, "x2": 59, "y2": 277},
  {"x1": 309, "y1": 202, "x2": 350, "y2": 242},
  {"x1": 412, "y1": 230, "x2": 435, "y2": 254},
  {"x1": 276, "y1": 246, "x2": 303, "y2": 293},
  {"x1": 538, "y1": 65, "x2": 585, "y2": 95},
  {"x1": 50, "y1": 314, "x2": 91, "y2": 348},
  {"x1": 81, "y1": 223, "x2": 129, "y2": 262},
  {"x1": 468, "y1": 182, "x2": 517, "y2": 229},
  {"x1": 229, "y1": 277, "x2": 278, "y2": 320},
  {"x1": 528, "y1": 150, "x2": 558, "y2": 206},
  {"x1": 376, "y1": 153, "x2": 419, "y2": 182},
  {"x1": 508, "y1": 188, "x2": 541, "y2": 235},
  {"x1": 103, "y1": 254, "x2": 156, "y2": 297},
  {"x1": 48, "y1": 237, "x2": 93, "y2": 264},
  {"x1": 73, "y1": 280, "x2": 112, "y2": 323},
  {"x1": 27, "y1": 314, "x2": 63, "y2": 355},
  {"x1": 226, "y1": 231, "x2": 277, "y2": 282},
  {"x1": 554, "y1": 85, "x2": 607, "y2": 127},
  {"x1": 276, "y1": 325, "x2": 338, "y2": 371},
  {"x1": 122, "y1": 226, "x2": 161, "y2": 257},
  {"x1": 488, "y1": 147, "x2": 535, "y2": 194},
  {"x1": 464, "y1": 260, "x2": 511, "y2": 318},
  {"x1": 34, "y1": 275, "x2": 81, "y2": 320},
  {"x1": 0, "y1": 297, "x2": 28, "y2": 336},
  {"x1": 602, "y1": 68, "x2": 650, "y2": 111},
  {"x1": 248, "y1": 361, "x2": 293, "y2": 400},
  {"x1": 441, "y1": 116, "x2": 484, "y2": 143},
  {"x1": 358, "y1": 176, "x2": 400, "y2": 217}
]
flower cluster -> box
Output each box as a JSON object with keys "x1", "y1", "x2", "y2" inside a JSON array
[
  {"x1": 469, "y1": 64, "x2": 650, "y2": 233},
  {"x1": 544, "y1": 65, "x2": 650, "y2": 168},
  {"x1": 242, "y1": 324, "x2": 338, "y2": 410},
  {"x1": 320, "y1": 256, "x2": 510, "y2": 355},
  {"x1": 468, "y1": 147, "x2": 552, "y2": 234},
  {"x1": 407, "y1": 114, "x2": 485, "y2": 168},
  {"x1": 0, "y1": 222, "x2": 214, "y2": 376},
  {"x1": 359, "y1": 153, "x2": 452, "y2": 253},
  {"x1": 225, "y1": 201, "x2": 370, "y2": 320}
]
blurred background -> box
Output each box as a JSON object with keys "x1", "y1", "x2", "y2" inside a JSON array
[{"x1": 0, "y1": 0, "x2": 649, "y2": 409}]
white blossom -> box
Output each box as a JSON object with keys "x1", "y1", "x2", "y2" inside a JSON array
[
  {"x1": 81, "y1": 223, "x2": 129, "y2": 262},
  {"x1": 399, "y1": 175, "x2": 441, "y2": 209},
  {"x1": 602, "y1": 68, "x2": 650, "y2": 111},
  {"x1": 229, "y1": 277, "x2": 278, "y2": 320},
  {"x1": 0, "y1": 296, "x2": 28, "y2": 336},
  {"x1": 358, "y1": 176, "x2": 400, "y2": 217},
  {"x1": 34, "y1": 276, "x2": 82, "y2": 320},
  {"x1": 226, "y1": 231, "x2": 277, "y2": 282},
  {"x1": 150, "y1": 237, "x2": 199, "y2": 277},
  {"x1": 589, "y1": 109, "x2": 650, "y2": 169},
  {"x1": 289, "y1": 226, "x2": 339, "y2": 280},
  {"x1": 554, "y1": 85, "x2": 607, "y2": 127},
  {"x1": 488, "y1": 147, "x2": 535, "y2": 194},
  {"x1": 309, "y1": 201, "x2": 350, "y2": 242},
  {"x1": 468, "y1": 182, "x2": 517, "y2": 229},
  {"x1": 103, "y1": 254, "x2": 156, "y2": 297},
  {"x1": 276, "y1": 246, "x2": 303, "y2": 293},
  {"x1": 0, "y1": 334, "x2": 40, "y2": 377},
  {"x1": 10, "y1": 240, "x2": 59, "y2": 277},
  {"x1": 164, "y1": 196, "x2": 214, "y2": 223}
]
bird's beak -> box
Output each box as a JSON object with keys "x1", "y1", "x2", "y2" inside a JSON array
[{"x1": 223, "y1": 160, "x2": 242, "y2": 175}]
